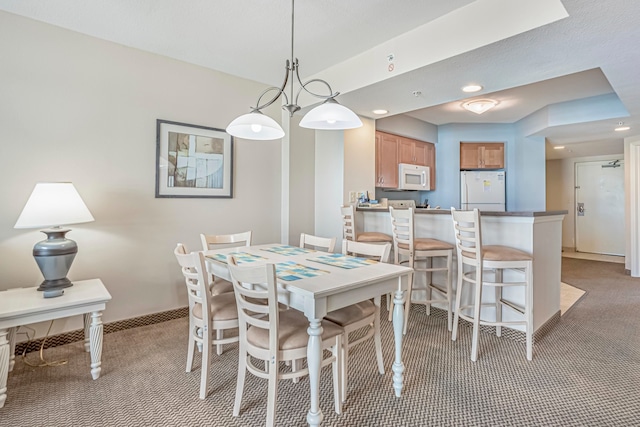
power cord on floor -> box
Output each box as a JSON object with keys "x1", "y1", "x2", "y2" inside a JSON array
[{"x1": 19, "y1": 321, "x2": 68, "y2": 367}]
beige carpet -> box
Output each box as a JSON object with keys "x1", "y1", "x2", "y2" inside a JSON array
[{"x1": 2, "y1": 258, "x2": 639, "y2": 426}]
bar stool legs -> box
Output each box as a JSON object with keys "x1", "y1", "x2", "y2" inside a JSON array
[
  {"x1": 451, "y1": 207, "x2": 534, "y2": 362},
  {"x1": 389, "y1": 207, "x2": 455, "y2": 335}
]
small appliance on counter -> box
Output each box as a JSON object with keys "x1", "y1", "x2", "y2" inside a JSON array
[
  {"x1": 388, "y1": 200, "x2": 416, "y2": 209},
  {"x1": 357, "y1": 191, "x2": 383, "y2": 208}
]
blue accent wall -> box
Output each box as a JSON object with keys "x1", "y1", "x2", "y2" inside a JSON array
[{"x1": 432, "y1": 123, "x2": 546, "y2": 211}]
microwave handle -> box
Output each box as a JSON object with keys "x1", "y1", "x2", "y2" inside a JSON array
[{"x1": 422, "y1": 171, "x2": 426, "y2": 188}]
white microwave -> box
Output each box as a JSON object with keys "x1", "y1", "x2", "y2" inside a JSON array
[{"x1": 398, "y1": 163, "x2": 430, "y2": 190}]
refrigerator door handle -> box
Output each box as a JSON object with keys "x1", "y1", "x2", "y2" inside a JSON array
[{"x1": 462, "y1": 176, "x2": 468, "y2": 208}]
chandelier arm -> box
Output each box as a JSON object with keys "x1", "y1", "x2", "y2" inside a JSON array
[
  {"x1": 299, "y1": 78, "x2": 339, "y2": 99},
  {"x1": 293, "y1": 63, "x2": 340, "y2": 106},
  {"x1": 252, "y1": 86, "x2": 285, "y2": 111},
  {"x1": 252, "y1": 60, "x2": 293, "y2": 111}
]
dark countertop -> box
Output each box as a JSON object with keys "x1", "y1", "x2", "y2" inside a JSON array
[{"x1": 357, "y1": 207, "x2": 568, "y2": 217}]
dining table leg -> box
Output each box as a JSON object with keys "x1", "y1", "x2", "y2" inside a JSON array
[
  {"x1": 306, "y1": 318, "x2": 323, "y2": 427},
  {"x1": 392, "y1": 280, "x2": 406, "y2": 397}
]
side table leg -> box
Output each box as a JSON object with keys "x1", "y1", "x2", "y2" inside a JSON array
[
  {"x1": 392, "y1": 279, "x2": 406, "y2": 398},
  {"x1": 83, "y1": 313, "x2": 91, "y2": 352},
  {"x1": 89, "y1": 311, "x2": 104, "y2": 380},
  {"x1": 0, "y1": 328, "x2": 10, "y2": 408},
  {"x1": 8, "y1": 328, "x2": 16, "y2": 372},
  {"x1": 306, "y1": 319, "x2": 323, "y2": 427}
]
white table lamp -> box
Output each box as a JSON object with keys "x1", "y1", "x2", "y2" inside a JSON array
[{"x1": 14, "y1": 183, "x2": 95, "y2": 291}]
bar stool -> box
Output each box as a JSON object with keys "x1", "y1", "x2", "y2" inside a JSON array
[
  {"x1": 341, "y1": 205, "x2": 392, "y2": 244},
  {"x1": 389, "y1": 207, "x2": 454, "y2": 335},
  {"x1": 342, "y1": 205, "x2": 395, "y2": 313},
  {"x1": 450, "y1": 208, "x2": 533, "y2": 361}
]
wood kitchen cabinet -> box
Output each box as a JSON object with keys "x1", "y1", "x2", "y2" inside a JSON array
[
  {"x1": 398, "y1": 137, "x2": 428, "y2": 166},
  {"x1": 425, "y1": 141, "x2": 436, "y2": 189},
  {"x1": 460, "y1": 142, "x2": 504, "y2": 169},
  {"x1": 375, "y1": 131, "x2": 399, "y2": 188},
  {"x1": 375, "y1": 131, "x2": 436, "y2": 190}
]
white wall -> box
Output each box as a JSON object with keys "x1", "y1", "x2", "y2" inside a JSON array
[
  {"x1": 376, "y1": 115, "x2": 438, "y2": 142},
  {"x1": 314, "y1": 131, "x2": 345, "y2": 245},
  {"x1": 286, "y1": 115, "x2": 316, "y2": 244},
  {"x1": 624, "y1": 135, "x2": 640, "y2": 275},
  {"x1": 344, "y1": 118, "x2": 376, "y2": 204},
  {"x1": 546, "y1": 159, "x2": 564, "y2": 209},
  {"x1": 0, "y1": 12, "x2": 282, "y2": 337}
]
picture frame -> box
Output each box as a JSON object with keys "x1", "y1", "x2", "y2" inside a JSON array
[{"x1": 155, "y1": 119, "x2": 233, "y2": 198}]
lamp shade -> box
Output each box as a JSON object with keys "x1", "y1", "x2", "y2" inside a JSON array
[
  {"x1": 15, "y1": 183, "x2": 95, "y2": 229},
  {"x1": 299, "y1": 99, "x2": 363, "y2": 130},
  {"x1": 226, "y1": 111, "x2": 285, "y2": 141}
]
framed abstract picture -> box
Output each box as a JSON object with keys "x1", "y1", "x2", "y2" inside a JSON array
[{"x1": 155, "y1": 120, "x2": 233, "y2": 198}]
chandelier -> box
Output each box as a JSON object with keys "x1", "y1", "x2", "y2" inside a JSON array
[{"x1": 226, "y1": 0, "x2": 362, "y2": 140}]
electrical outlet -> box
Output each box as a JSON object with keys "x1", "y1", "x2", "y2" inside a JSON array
[{"x1": 349, "y1": 191, "x2": 356, "y2": 203}]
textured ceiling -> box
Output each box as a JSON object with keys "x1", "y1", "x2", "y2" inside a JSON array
[{"x1": 1, "y1": 0, "x2": 638, "y2": 160}]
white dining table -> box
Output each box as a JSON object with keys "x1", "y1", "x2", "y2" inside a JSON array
[{"x1": 204, "y1": 243, "x2": 413, "y2": 427}]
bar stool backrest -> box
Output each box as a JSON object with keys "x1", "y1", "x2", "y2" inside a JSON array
[{"x1": 451, "y1": 207, "x2": 483, "y2": 267}]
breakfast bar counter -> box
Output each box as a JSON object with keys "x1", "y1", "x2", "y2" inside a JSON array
[{"x1": 358, "y1": 208, "x2": 567, "y2": 334}]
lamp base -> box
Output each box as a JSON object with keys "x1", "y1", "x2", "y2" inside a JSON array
[
  {"x1": 33, "y1": 227, "x2": 78, "y2": 292},
  {"x1": 37, "y1": 277, "x2": 73, "y2": 291}
]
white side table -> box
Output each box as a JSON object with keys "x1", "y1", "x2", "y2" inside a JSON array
[{"x1": 0, "y1": 278, "x2": 111, "y2": 408}]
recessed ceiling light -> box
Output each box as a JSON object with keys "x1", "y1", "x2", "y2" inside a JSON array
[
  {"x1": 462, "y1": 99, "x2": 499, "y2": 114},
  {"x1": 462, "y1": 84, "x2": 483, "y2": 93},
  {"x1": 615, "y1": 121, "x2": 630, "y2": 131},
  {"x1": 372, "y1": 109, "x2": 388, "y2": 115},
  {"x1": 553, "y1": 146, "x2": 565, "y2": 150}
]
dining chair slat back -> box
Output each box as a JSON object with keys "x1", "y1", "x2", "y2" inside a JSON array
[
  {"x1": 300, "y1": 233, "x2": 336, "y2": 252},
  {"x1": 173, "y1": 245, "x2": 239, "y2": 399},
  {"x1": 200, "y1": 230, "x2": 252, "y2": 250},
  {"x1": 199, "y1": 231, "x2": 253, "y2": 298},
  {"x1": 227, "y1": 255, "x2": 343, "y2": 426}
]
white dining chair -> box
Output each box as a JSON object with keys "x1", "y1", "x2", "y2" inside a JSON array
[
  {"x1": 199, "y1": 231, "x2": 252, "y2": 297},
  {"x1": 173, "y1": 245, "x2": 239, "y2": 399},
  {"x1": 324, "y1": 239, "x2": 391, "y2": 402},
  {"x1": 299, "y1": 233, "x2": 336, "y2": 252},
  {"x1": 227, "y1": 256, "x2": 343, "y2": 426}
]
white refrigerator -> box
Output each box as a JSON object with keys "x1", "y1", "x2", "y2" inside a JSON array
[{"x1": 460, "y1": 170, "x2": 506, "y2": 211}]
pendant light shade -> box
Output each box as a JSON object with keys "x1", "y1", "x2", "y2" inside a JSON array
[
  {"x1": 300, "y1": 99, "x2": 363, "y2": 130},
  {"x1": 226, "y1": 111, "x2": 285, "y2": 140},
  {"x1": 226, "y1": 0, "x2": 361, "y2": 140}
]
